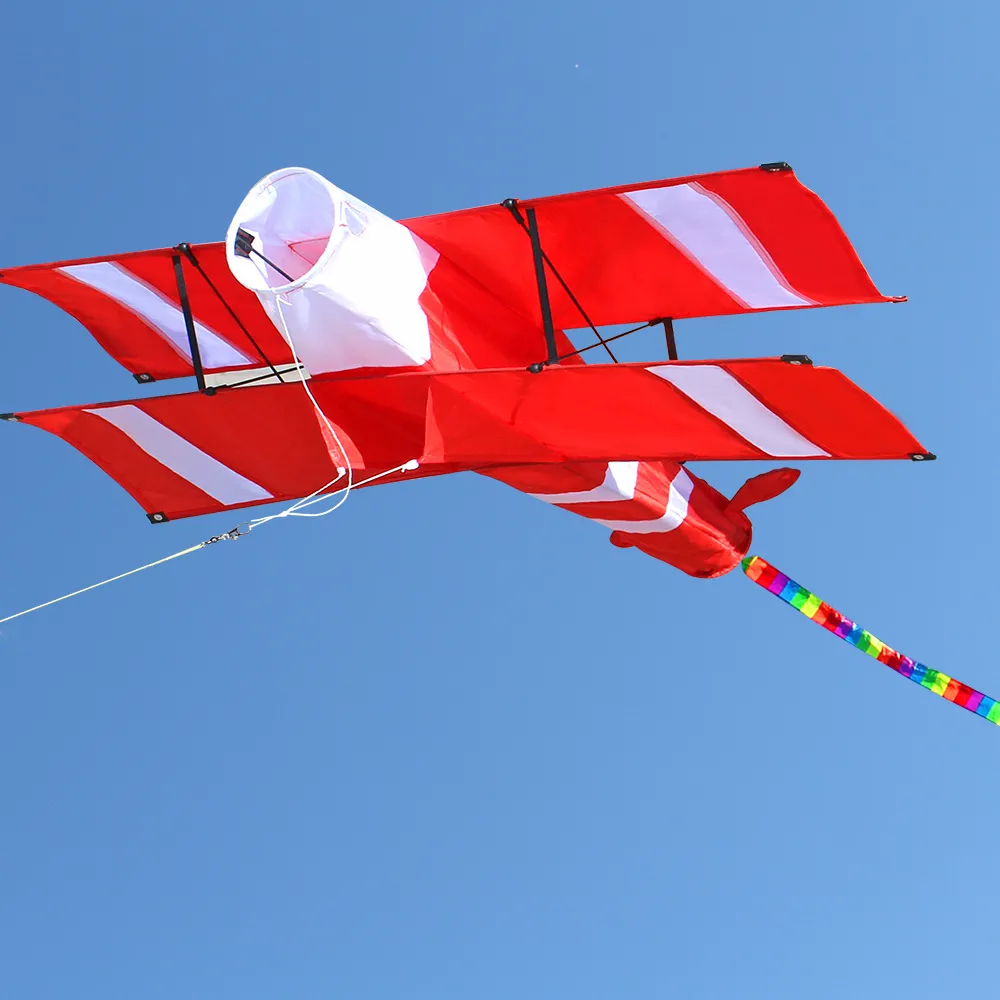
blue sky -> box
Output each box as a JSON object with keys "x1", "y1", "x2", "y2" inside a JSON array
[{"x1": 1, "y1": 1, "x2": 996, "y2": 997}]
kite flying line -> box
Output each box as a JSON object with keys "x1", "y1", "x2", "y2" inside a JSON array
[
  {"x1": 0, "y1": 533, "x2": 237, "y2": 626},
  {"x1": 1, "y1": 223, "x2": 425, "y2": 628},
  {"x1": 0, "y1": 461, "x2": 419, "y2": 627},
  {"x1": 743, "y1": 555, "x2": 1000, "y2": 725}
]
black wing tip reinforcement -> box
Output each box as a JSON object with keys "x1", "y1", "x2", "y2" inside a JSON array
[
  {"x1": 760, "y1": 161, "x2": 793, "y2": 172},
  {"x1": 147, "y1": 512, "x2": 169, "y2": 524},
  {"x1": 910, "y1": 452, "x2": 937, "y2": 462},
  {"x1": 0, "y1": 412, "x2": 20, "y2": 421}
]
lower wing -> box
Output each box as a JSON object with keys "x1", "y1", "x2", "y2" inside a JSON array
[{"x1": 5, "y1": 358, "x2": 928, "y2": 523}]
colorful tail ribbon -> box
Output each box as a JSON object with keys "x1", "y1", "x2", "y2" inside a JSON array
[{"x1": 742, "y1": 555, "x2": 999, "y2": 725}]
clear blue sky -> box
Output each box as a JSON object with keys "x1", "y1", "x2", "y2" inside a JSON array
[{"x1": 1, "y1": 2, "x2": 996, "y2": 997}]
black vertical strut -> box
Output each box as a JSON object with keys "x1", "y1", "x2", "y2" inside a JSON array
[
  {"x1": 171, "y1": 253, "x2": 211, "y2": 394},
  {"x1": 502, "y1": 197, "x2": 616, "y2": 365},
  {"x1": 524, "y1": 207, "x2": 560, "y2": 366},
  {"x1": 177, "y1": 243, "x2": 285, "y2": 383},
  {"x1": 663, "y1": 317, "x2": 678, "y2": 361}
]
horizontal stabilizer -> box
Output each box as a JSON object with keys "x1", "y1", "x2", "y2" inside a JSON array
[{"x1": 727, "y1": 467, "x2": 801, "y2": 512}]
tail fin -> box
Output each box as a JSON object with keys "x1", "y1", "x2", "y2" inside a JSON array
[{"x1": 727, "y1": 467, "x2": 800, "y2": 513}]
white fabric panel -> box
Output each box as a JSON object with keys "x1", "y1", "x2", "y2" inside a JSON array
[
  {"x1": 85, "y1": 404, "x2": 272, "y2": 505},
  {"x1": 530, "y1": 461, "x2": 638, "y2": 504},
  {"x1": 595, "y1": 468, "x2": 695, "y2": 534},
  {"x1": 204, "y1": 362, "x2": 309, "y2": 389},
  {"x1": 622, "y1": 183, "x2": 813, "y2": 309},
  {"x1": 647, "y1": 364, "x2": 829, "y2": 458},
  {"x1": 226, "y1": 167, "x2": 434, "y2": 374},
  {"x1": 58, "y1": 262, "x2": 251, "y2": 369}
]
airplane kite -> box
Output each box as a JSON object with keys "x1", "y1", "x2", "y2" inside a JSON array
[
  {"x1": 0, "y1": 162, "x2": 933, "y2": 581},
  {"x1": 8, "y1": 161, "x2": 993, "y2": 726}
]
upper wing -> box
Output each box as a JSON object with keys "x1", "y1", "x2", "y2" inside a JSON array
[
  {"x1": 405, "y1": 164, "x2": 900, "y2": 329},
  {"x1": 0, "y1": 243, "x2": 297, "y2": 382},
  {"x1": 0, "y1": 238, "x2": 576, "y2": 383},
  {"x1": 8, "y1": 358, "x2": 927, "y2": 523},
  {"x1": 2, "y1": 165, "x2": 899, "y2": 383}
]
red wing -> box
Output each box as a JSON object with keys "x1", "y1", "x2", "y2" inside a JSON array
[
  {"x1": 10, "y1": 359, "x2": 926, "y2": 522},
  {"x1": 0, "y1": 241, "x2": 575, "y2": 382},
  {"x1": 3, "y1": 165, "x2": 899, "y2": 385},
  {"x1": 404, "y1": 165, "x2": 899, "y2": 329},
  {"x1": 0, "y1": 243, "x2": 296, "y2": 382}
]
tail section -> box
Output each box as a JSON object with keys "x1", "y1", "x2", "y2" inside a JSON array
[
  {"x1": 727, "y1": 467, "x2": 800, "y2": 513},
  {"x1": 492, "y1": 461, "x2": 800, "y2": 578},
  {"x1": 606, "y1": 466, "x2": 797, "y2": 578}
]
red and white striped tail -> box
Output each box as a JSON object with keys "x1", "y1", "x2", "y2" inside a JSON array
[{"x1": 485, "y1": 462, "x2": 799, "y2": 578}]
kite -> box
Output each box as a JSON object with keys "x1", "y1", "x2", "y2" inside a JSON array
[
  {"x1": 0, "y1": 163, "x2": 931, "y2": 573},
  {"x1": 2, "y1": 162, "x2": 987, "y2": 722}
]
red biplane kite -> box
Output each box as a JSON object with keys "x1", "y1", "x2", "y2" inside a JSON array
[{"x1": 0, "y1": 163, "x2": 930, "y2": 580}]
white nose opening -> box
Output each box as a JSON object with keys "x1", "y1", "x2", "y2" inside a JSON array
[
  {"x1": 226, "y1": 167, "x2": 353, "y2": 293},
  {"x1": 222, "y1": 167, "x2": 435, "y2": 375}
]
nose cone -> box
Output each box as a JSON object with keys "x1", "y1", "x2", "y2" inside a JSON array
[
  {"x1": 226, "y1": 166, "x2": 352, "y2": 293},
  {"x1": 224, "y1": 167, "x2": 434, "y2": 376}
]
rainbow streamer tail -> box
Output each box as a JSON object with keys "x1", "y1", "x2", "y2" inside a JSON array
[{"x1": 742, "y1": 556, "x2": 999, "y2": 726}]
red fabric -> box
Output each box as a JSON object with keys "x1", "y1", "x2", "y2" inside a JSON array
[
  {"x1": 328, "y1": 361, "x2": 924, "y2": 464},
  {"x1": 404, "y1": 166, "x2": 897, "y2": 330},
  {"x1": 608, "y1": 469, "x2": 753, "y2": 579},
  {"x1": 815, "y1": 604, "x2": 845, "y2": 632},
  {"x1": 488, "y1": 460, "x2": 758, "y2": 578},
  {"x1": 1, "y1": 245, "x2": 293, "y2": 380},
  {"x1": 727, "y1": 467, "x2": 801, "y2": 512},
  {"x1": 2, "y1": 166, "x2": 897, "y2": 381},
  {"x1": 16, "y1": 359, "x2": 925, "y2": 524},
  {"x1": 0, "y1": 241, "x2": 577, "y2": 381}
]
